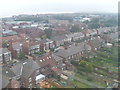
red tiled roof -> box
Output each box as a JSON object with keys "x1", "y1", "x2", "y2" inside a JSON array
[
  {"x1": 83, "y1": 29, "x2": 93, "y2": 34},
  {"x1": 51, "y1": 68, "x2": 61, "y2": 73},
  {"x1": 29, "y1": 30, "x2": 45, "y2": 39},
  {"x1": 11, "y1": 80, "x2": 20, "y2": 88},
  {"x1": 53, "y1": 28, "x2": 67, "y2": 31},
  {"x1": 0, "y1": 35, "x2": 20, "y2": 41}
]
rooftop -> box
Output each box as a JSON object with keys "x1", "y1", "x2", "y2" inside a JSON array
[
  {"x1": 0, "y1": 48, "x2": 11, "y2": 54},
  {"x1": 11, "y1": 59, "x2": 39, "y2": 79}
]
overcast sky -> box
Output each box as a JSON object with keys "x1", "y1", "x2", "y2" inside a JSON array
[{"x1": 0, "y1": 0, "x2": 119, "y2": 18}]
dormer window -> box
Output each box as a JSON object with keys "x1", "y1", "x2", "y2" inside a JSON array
[
  {"x1": 49, "y1": 56, "x2": 51, "y2": 59},
  {"x1": 43, "y1": 59, "x2": 45, "y2": 61},
  {"x1": 36, "y1": 69, "x2": 39, "y2": 74},
  {"x1": 29, "y1": 78, "x2": 32, "y2": 82},
  {"x1": 40, "y1": 60, "x2": 42, "y2": 62},
  {"x1": 47, "y1": 57, "x2": 49, "y2": 59},
  {"x1": 6, "y1": 71, "x2": 8, "y2": 74}
]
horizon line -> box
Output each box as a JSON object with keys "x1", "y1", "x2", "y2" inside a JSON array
[{"x1": 1, "y1": 11, "x2": 118, "y2": 18}]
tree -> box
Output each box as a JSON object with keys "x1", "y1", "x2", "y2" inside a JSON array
[
  {"x1": 40, "y1": 35, "x2": 46, "y2": 39},
  {"x1": 80, "y1": 61, "x2": 86, "y2": 67},
  {"x1": 86, "y1": 64, "x2": 93, "y2": 72},
  {"x1": 79, "y1": 61, "x2": 93, "y2": 72},
  {"x1": 2, "y1": 42, "x2": 9, "y2": 48},
  {"x1": 19, "y1": 52, "x2": 26, "y2": 59},
  {"x1": 103, "y1": 18, "x2": 117, "y2": 27},
  {"x1": 88, "y1": 22, "x2": 100, "y2": 29},
  {"x1": 71, "y1": 61, "x2": 78, "y2": 66},
  {"x1": 15, "y1": 16, "x2": 43, "y2": 22},
  {"x1": 70, "y1": 25, "x2": 81, "y2": 32},
  {"x1": 88, "y1": 18, "x2": 100, "y2": 29},
  {"x1": 57, "y1": 75, "x2": 61, "y2": 82},
  {"x1": 44, "y1": 29, "x2": 53, "y2": 39}
]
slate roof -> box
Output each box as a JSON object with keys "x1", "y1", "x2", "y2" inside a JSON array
[
  {"x1": 12, "y1": 43, "x2": 22, "y2": 50},
  {"x1": 0, "y1": 48, "x2": 11, "y2": 54},
  {"x1": 97, "y1": 27, "x2": 116, "y2": 34},
  {"x1": 51, "y1": 54, "x2": 63, "y2": 61},
  {"x1": 55, "y1": 43, "x2": 91, "y2": 58},
  {"x1": 2, "y1": 75, "x2": 9, "y2": 88},
  {"x1": 2, "y1": 66, "x2": 15, "y2": 88},
  {"x1": 2, "y1": 66, "x2": 15, "y2": 78},
  {"x1": 89, "y1": 37, "x2": 105, "y2": 48},
  {"x1": 51, "y1": 34, "x2": 67, "y2": 41},
  {"x1": 66, "y1": 32, "x2": 84, "y2": 38},
  {"x1": 108, "y1": 32, "x2": 118, "y2": 41},
  {"x1": 3, "y1": 30, "x2": 18, "y2": 37},
  {"x1": 11, "y1": 59, "x2": 39, "y2": 79},
  {"x1": 39, "y1": 39, "x2": 53, "y2": 43}
]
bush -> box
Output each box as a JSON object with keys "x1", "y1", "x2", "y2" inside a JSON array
[
  {"x1": 71, "y1": 61, "x2": 79, "y2": 66},
  {"x1": 19, "y1": 52, "x2": 26, "y2": 59},
  {"x1": 87, "y1": 77, "x2": 92, "y2": 81}
]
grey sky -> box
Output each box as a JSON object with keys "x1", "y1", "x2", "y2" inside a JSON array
[{"x1": 0, "y1": 0, "x2": 119, "y2": 17}]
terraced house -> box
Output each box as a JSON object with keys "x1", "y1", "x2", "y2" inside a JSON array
[
  {"x1": 0, "y1": 48, "x2": 12, "y2": 64},
  {"x1": 66, "y1": 32, "x2": 85, "y2": 41},
  {"x1": 11, "y1": 59, "x2": 42, "y2": 88},
  {"x1": 8, "y1": 42, "x2": 23, "y2": 58},
  {"x1": 22, "y1": 41, "x2": 40, "y2": 55},
  {"x1": 55, "y1": 42, "x2": 91, "y2": 64},
  {"x1": 35, "y1": 53, "x2": 62, "y2": 78}
]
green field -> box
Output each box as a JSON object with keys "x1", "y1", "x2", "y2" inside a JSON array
[{"x1": 73, "y1": 80, "x2": 91, "y2": 88}]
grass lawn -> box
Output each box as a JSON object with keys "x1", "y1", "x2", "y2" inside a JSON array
[
  {"x1": 72, "y1": 46, "x2": 118, "y2": 88},
  {"x1": 104, "y1": 63, "x2": 118, "y2": 73},
  {"x1": 75, "y1": 73, "x2": 107, "y2": 87},
  {"x1": 73, "y1": 80, "x2": 91, "y2": 88},
  {"x1": 75, "y1": 73, "x2": 88, "y2": 80},
  {"x1": 51, "y1": 85, "x2": 57, "y2": 88}
]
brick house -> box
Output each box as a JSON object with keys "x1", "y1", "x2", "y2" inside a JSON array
[
  {"x1": 40, "y1": 39, "x2": 55, "y2": 51},
  {"x1": 2, "y1": 66, "x2": 19, "y2": 89},
  {"x1": 97, "y1": 27, "x2": 117, "y2": 35},
  {"x1": 0, "y1": 35, "x2": 20, "y2": 43},
  {"x1": 0, "y1": 48, "x2": 12, "y2": 64},
  {"x1": 11, "y1": 59, "x2": 43, "y2": 88},
  {"x1": 8, "y1": 42, "x2": 23, "y2": 59},
  {"x1": 82, "y1": 29, "x2": 97, "y2": 37},
  {"x1": 22, "y1": 41, "x2": 40, "y2": 55},
  {"x1": 35, "y1": 53, "x2": 62, "y2": 78},
  {"x1": 55, "y1": 43, "x2": 91, "y2": 64},
  {"x1": 66, "y1": 32, "x2": 85, "y2": 41},
  {"x1": 51, "y1": 35, "x2": 68, "y2": 47},
  {"x1": 51, "y1": 53, "x2": 64, "y2": 70},
  {"x1": 87, "y1": 37, "x2": 105, "y2": 51}
]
